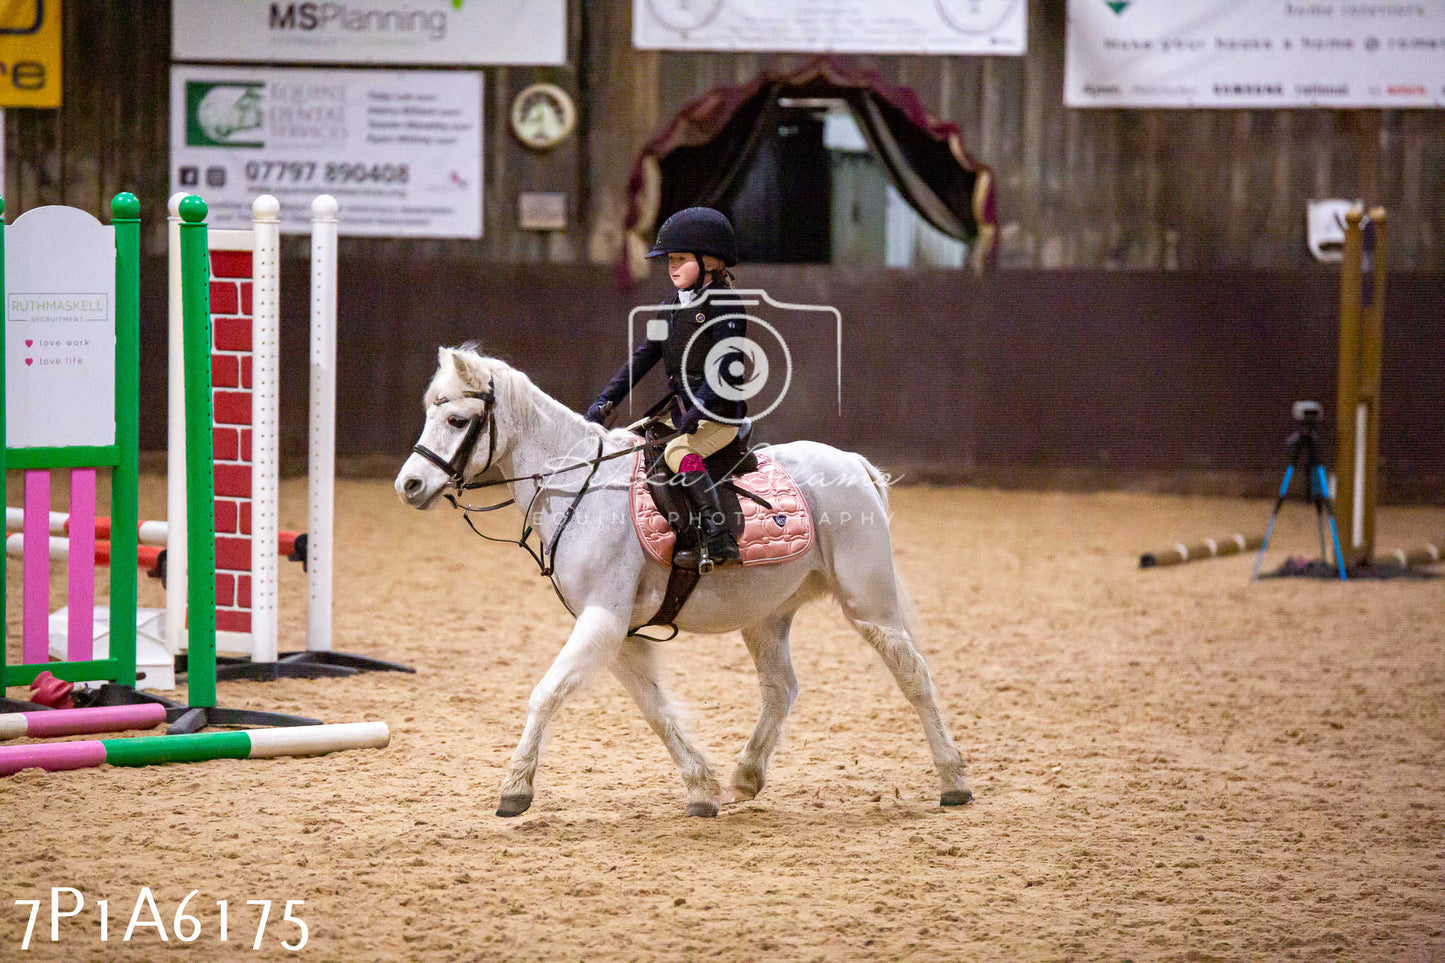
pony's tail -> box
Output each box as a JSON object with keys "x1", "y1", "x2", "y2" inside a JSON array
[
  {"x1": 858, "y1": 456, "x2": 921, "y2": 636},
  {"x1": 861, "y1": 456, "x2": 891, "y2": 513}
]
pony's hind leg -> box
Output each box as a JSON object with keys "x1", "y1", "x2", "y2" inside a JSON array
[
  {"x1": 728, "y1": 613, "x2": 798, "y2": 804},
  {"x1": 611, "y1": 636, "x2": 722, "y2": 817},
  {"x1": 832, "y1": 552, "x2": 972, "y2": 805}
]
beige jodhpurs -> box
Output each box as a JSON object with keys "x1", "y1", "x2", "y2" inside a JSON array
[{"x1": 663, "y1": 419, "x2": 739, "y2": 473}]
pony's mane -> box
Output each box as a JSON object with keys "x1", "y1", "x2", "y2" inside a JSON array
[{"x1": 428, "y1": 343, "x2": 610, "y2": 442}]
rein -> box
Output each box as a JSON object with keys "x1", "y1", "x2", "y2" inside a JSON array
[{"x1": 421, "y1": 389, "x2": 680, "y2": 634}]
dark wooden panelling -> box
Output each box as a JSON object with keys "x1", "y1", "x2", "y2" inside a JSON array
[
  {"x1": 131, "y1": 258, "x2": 1444, "y2": 499},
  {"x1": 7, "y1": 1, "x2": 1444, "y2": 496},
  {"x1": 582, "y1": 1, "x2": 1445, "y2": 271}
]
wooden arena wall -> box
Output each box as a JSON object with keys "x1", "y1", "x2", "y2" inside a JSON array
[
  {"x1": 130, "y1": 260, "x2": 1445, "y2": 500},
  {"x1": 6, "y1": 1, "x2": 1443, "y2": 494}
]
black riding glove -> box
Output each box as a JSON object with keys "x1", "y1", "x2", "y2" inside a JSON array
[
  {"x1": 676, "y1": 406, "x2": 703, "y2": 436},
  {"x1": 584, "y1": 400, "x2": 611, "y2": 424}
]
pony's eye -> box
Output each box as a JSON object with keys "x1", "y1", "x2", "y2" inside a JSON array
[{"x1": 447, "y1": 415, "x2": 470, "y2": 430}]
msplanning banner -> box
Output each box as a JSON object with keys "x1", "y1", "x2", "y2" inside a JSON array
[
  {"x1": 170, "y1": 66, "x2": 483, "y2": 239},
  {"x1": 1066, "y1": 0, "x2": 1445, "y2": 108},
  {"x1": 173, "y1": 0, "x2": 565, "y2": 66},
  {"x1": 634, "y1": 0, "x2": 1026, "y2": 55}
]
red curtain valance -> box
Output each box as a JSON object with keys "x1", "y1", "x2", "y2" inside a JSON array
[{"x1": 620, "y1": 55, "x2": 997, "y2": 282}]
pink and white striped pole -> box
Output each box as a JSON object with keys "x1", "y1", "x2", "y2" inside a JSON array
[{"x1": 0, "y1": 703, "x2": 166, "y2": 741}]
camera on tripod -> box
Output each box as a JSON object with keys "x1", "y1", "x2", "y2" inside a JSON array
[{"x1": 1252, "y1": 399, "x2": 1347, "y2": 580}]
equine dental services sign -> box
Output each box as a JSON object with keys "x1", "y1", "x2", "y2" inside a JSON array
[
  {"x1": 170, "y1": 66, "x2": 483, "y2": 238},
  {"x1": 173, "y1": 0, "x2": 565, "y2": 65},
  {"x1": 1066, "y1": 0, "x2": 1445, "y2": 108}
]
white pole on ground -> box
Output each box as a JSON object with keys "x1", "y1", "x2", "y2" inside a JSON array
[
  {"x1": 165, "y1": 193, "x2": 190, "y2": 657},
  {"x1": 307, "y1": 195, "x2": 338, "y2": 654},
  {"x1": 251, "y1": 196, "x2": 282, "y2": 665}
]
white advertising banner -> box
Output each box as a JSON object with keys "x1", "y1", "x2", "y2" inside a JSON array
[
  {"x1": 170, "y1": 66, "x2": 483, "y2": 239},
  {"x1": 5, "y1": 207, "x2": 117, "y2": 449},
  {"x1": 634, "y1": 0, "x2": 1026, "y2": 55},
  {"x1": 173, "y1": 0, "x2": 565, "y2": 65},
  {"x1": 1066, "y1": 0, "x2": 1445, "y2": 108}
]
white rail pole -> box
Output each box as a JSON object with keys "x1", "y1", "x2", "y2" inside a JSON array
[
  {"x1": 6, "y1": 534, "x2": 76, "y2": 561},
  {"x1": 307, "y1": 195, "x2": 338, "y2": 654},
  {"x1": 165, "y1": 193, "x2": 190, "y2": 657},
  {"x1": 4, "y1": 508, "x2": 166, "y2": 544},
  {"x1": 251, "y1": 196, "x2": 282, "y2": 665}
]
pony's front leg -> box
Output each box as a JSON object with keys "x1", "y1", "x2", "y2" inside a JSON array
[
  {"x1": 497, "y1": 605, "x2": 627, "y2": 817},
  {"x1": 611, "y1": 637, "x2": 721, "y2": 817}
]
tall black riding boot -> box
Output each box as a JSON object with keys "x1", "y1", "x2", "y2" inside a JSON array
[{"x1": 671, "y1": 468, "x2": 740, "y2": 574}]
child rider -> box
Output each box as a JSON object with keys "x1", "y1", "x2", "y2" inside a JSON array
[{"x1": 585, "y1": 207, "x2": 750, "y2": 571}]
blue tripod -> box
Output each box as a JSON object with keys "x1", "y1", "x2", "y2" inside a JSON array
[{"x1": 1251, "y1": 406, "x2": 1348, "y2": 582}]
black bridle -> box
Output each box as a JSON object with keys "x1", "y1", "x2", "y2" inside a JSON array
[{"x1": 411, "y1": 379, "x2": 499, "y2": 490}]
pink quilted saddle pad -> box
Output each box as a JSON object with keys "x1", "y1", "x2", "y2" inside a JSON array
[{"x1": 630, "y1": 451, "x2": 814, "y2": 567}]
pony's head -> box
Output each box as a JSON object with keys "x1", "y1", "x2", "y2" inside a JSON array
[{"x1": 394, "y1": 346, "x2": 534, "y2": 509}]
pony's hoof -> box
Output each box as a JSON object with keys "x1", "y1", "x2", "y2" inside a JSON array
[
  {"x1": 496, "y1": 794, "x2": 533, "y2": 817},
  {"x1": 723, "y1": 786, "x2": 757, "y2": 806},
  {"x1": 940, "y1": 788, "x2": 973, "y2": 807},
  {"x1": 685, "y1": 801, "x2": 719, "y2": 818}
]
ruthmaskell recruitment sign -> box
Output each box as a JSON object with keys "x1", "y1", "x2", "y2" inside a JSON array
[
  {"x1": 172, "y1": 0, "x2": 565, "y2": 66},
  {"x1": 1066, "y1": 0, "x2": 1445, "y2": 108},
  {"x1": 5, "y1": 207, "x2": 117, "y2": 449}
]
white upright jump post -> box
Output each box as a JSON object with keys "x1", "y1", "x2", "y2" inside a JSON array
[
  {"x1": 276, "y1": 195, "x2": 410, "y2": 675},
  {"x1": 251, "y1": 195, "x2": 282, "y2": 665},
  {"x1": 165, "y1": 193, "x2": 190, "y2": 660},
  {"x1": 307, "y1": 195, "x2": 337, "y2": 655}
]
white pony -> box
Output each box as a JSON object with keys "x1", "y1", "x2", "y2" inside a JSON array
[{"x1": 394, "y1": 346, "x2": 972, "y2": 817}]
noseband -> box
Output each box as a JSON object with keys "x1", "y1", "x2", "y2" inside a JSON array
[{"x1": 411, "y1": 378, "x2": 498, "y2": 489}]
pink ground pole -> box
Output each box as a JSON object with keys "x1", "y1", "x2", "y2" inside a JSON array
[
  {"x1": 0, "y1": 740, "x2": 107, "y2": 777},
  {"x1": 22, "y1": 471, "x2": 50, "y2": 664},
  {"x1": 8, "y1": 704, "x2": 167, "y2": 740},
  {"x1": 67, "y1": 469, "x2": 97, "y2": 661}
]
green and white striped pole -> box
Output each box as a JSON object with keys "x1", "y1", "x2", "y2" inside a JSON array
[{"x1": 0, "y1": 722, "x2": 390, "y2": 776}]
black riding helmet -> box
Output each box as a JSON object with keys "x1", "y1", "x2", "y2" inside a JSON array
[{"x1": 646, "y1": 207, "x2": 739, "y2": 267}]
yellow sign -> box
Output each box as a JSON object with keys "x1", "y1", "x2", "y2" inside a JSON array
[{"x1": 0, "y1": 0, "x2": 60, "y2": 108}]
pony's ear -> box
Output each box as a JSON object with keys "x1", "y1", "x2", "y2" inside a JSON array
[{"x1": 447, "y1": 348, "x2": 479, "y2": 388}]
